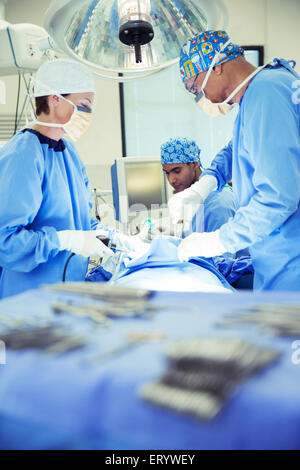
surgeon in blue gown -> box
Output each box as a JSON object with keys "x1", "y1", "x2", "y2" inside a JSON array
[
  {"x1": 160, "y1": 137, "x2": 235, "y2": 234},
  {"x1": 0, "y1": 59, "x2": 135, "y2": 299},
  {"x1": 168, "y1": 30, "x2": 300, "y2": 292}
]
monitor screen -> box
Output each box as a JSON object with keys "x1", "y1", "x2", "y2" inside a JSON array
[
  {"x1": 125, "y1": 161, "x2": 166, "y2": 211},
  {"x1": 111, "y1": 156, "x2": 169, "y2": 224}
]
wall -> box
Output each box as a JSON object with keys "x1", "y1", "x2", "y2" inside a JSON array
[
  {"x1": 223, "y1": 0, "x2": 267, "y2": 46},
  {"x1": 223, "y1": 0, "x2": 300, "y2": 73},
  {"x1": 266, "y1": 0, "x2": 300, "y2": 72}
]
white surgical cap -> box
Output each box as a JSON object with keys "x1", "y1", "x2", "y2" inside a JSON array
[{"x1": 33, "y1": 59, "x2": 95, "y2": 97}]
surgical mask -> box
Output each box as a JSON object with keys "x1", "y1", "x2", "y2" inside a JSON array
[
  {"x1": 196, "y1": 91, "x2": 233, "y2": 117},
  {"x1": 33, "y1": 95, "x2": 92, "y2": 141},
  {"x1": 194, "y1": 39, "x2": 268, "y2": 117},
  {"x1": 63, "y1": 102, "x2": 92, "y2": 141}
]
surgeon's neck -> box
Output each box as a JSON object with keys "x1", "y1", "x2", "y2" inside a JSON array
[
  {"x1": 226, "y1": 58, "x2": 257, "y2": 104},
  {"x1": 33, "y1": 114, "x2": 65, "y2": 141}
]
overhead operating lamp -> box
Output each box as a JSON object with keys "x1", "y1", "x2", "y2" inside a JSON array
[
  {"x1": 44, "y1": 0, "x2": 227, "y2": 82},
  {"x1": 118, "y1": 0, "x2": 154, "y2": 64}
]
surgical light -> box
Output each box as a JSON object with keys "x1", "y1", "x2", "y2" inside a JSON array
[
  {"x1": 118, "y1": 0, "x2": 154, "y2": 64},
  {"x1": 44, "y1": 0, "x2": 227, "y2": 82}
]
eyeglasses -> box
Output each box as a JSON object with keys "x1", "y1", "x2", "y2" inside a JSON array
[{"x1": 77, "y1": 105, "x2": 92, "y2": 114}]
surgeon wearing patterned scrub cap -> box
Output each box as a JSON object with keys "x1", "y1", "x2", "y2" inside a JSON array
[
  {"x1": 161, "y1": 137, "x2": 202, "y2": 194},
  {"x1": 170, "y1": 30, "x2": 300, "y2": 293},
  {"x1": 161, "y1": 137, "x2": 235, "y2": 234}
]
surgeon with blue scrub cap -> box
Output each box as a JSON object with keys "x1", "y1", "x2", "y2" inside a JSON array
[
  {"x1": 169, "y1": 30, "x2": 300, "y2": 291},
  {"x1": 0, "y1": 59, "x2": 138, "y2": 299},
  {"x1": 161, "y1": 137, "x2": 235, "y2": 234}
]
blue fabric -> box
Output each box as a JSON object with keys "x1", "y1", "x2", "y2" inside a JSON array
[
  {"x1": 86, "y1": 265, "x2": 112, "y2": 283},
  {"x1": 160, "y1": 137, "x2": 201, "y2": 164},
  {"x1": 214, "y1": 255, "x2": 254, "y2": 285},
  {"x1": 85, "y1": 236, "x2": 252, "y2": 289},
  {"x1": 119, "y1": 237, "x2": 231, "y2": 288},
  {"x1": 203, "y1": 59, "x2": 300, "y2": 291},
  {"x1": 179, "y1": 30, "x2": 244, "y2": 81},
  {"x1": 0, "y1": 129, "x2": 101, "y2": 299},
  {"x1": 190, "y1": 185, "x2": 235, "y2": 234},
  {"x1": 0, "y1": 288, "x2": 299, "y2": 449},
  {"x1": 86, "y1": 237, "x2": 233, "y2": 291}
]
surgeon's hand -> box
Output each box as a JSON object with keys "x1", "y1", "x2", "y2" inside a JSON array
[
  {"x1": 57, "y1": 229, "x2": 114, "y2": 258},
  {"x1": 112, "y1": 232, "x2": 150, "y2": 257},
  {"x1": 178, "y1": 230, "x2": 226, "y2": 262},
  {"x1": 168, "y1": 175, "x2": 218, "y2": 226}
]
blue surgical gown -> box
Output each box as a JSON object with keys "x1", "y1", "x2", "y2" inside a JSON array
[
  {"x1": 203, "y1": 58, "x2": 300, "y2": 291},
  {"x1": 191, "y1": 185, "x2": 235, "y2": 233},
  {"x1": 0, "y1": 129, "x2": 100, "y2": 299}
]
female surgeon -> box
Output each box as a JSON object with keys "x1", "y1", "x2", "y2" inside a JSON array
[{"x1": 0, "y1": 59, "x2": 134, "y2": 299}]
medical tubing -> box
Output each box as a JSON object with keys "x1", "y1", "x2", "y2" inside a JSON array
[{"x1": 62, "y1": 253, "x2": 75, "y2": 282}]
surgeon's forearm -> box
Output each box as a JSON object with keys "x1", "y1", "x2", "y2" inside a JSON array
[
  {"x1": 0, "y1": 226, "x2": 60, "y2": 272},
  {"x1": 202, "y1": 140, "x2": 233, "y2": 191},
  {"x1": 197, "y1": 175, "x2": 218, "y2": 199},
  {"x1": 219, "y1": 195, "x2": 298, "y2": 253}
]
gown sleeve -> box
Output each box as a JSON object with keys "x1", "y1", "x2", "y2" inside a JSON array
[
  {"x1": 219, "y1": 78, "x2": 300, "y2": 253},
  {"x1": 0, "y1": 137, "x2": 60, "y2": 272},
  {"x1": 202, "y1": 140, "x2": 233, "y2": 191},
  {"x1": 203, "y1": 187, "x2": 235, "y2": 232}
]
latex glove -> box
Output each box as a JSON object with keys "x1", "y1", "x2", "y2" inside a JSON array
[
  {"x1": 147, "y1": 216, "x2": 183, "y2": 238},
  {"x1": 178, "y1": 230, "x2": 226, "y2": 262},
  {"x1": 112, "y1": 232, "x2": 150, "y2": 257},
  {"x1": 57, "y1": 229, "x2": 114, "y2": 258},
  {"x1": 168, "y1": 175, "x2": 218, "y2": 226}
]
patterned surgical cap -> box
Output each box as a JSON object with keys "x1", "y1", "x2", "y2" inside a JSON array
[
  {"x1": 161, "y1": 138, "x2": 201, "y2": 164},
  {"x1": 179, "y1": 30, "x2": 244, "y2": 82}
]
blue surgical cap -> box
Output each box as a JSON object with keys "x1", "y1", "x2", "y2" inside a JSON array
[
  {"x1": 179, "y1": 30, "x2": 244, "y2": 82},
  {"x1": 161, "y1": 138, "x2": 201, "y2": 165}
]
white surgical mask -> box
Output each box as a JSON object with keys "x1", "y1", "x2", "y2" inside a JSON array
[
  {"x1": 62, "y1": 102, "x2": 92, "y2": 141},
  {"x1": 26, "y1": 94, "x2": 92, "y2": 142},
  {"x1": 196, "y1": 91, "x2": 234, "y2": 117},
  {"x1": 194, "y1": 39, "x2": 269, "y2": 117},
  {"x1": 33, "y1": 96, "x2": 92, "y2": 141}
]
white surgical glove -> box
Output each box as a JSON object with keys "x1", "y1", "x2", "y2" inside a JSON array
[
  {"x1": 168, "y1": 175, "x2": 218, "y2": 226},
  {"x1": 112, "y1": 232, "x2": 150, "y2": 257},
  {"x1": 178, "y1": 230, "x2": 227, "y2": 262},
  {"x1": 57, "y1": 229, "x2": 114, "y2": 258}
]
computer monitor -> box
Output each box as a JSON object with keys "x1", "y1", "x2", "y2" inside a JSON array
[{"x1": 111, "y1": 156, "x2": 170, "y2": 224}]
